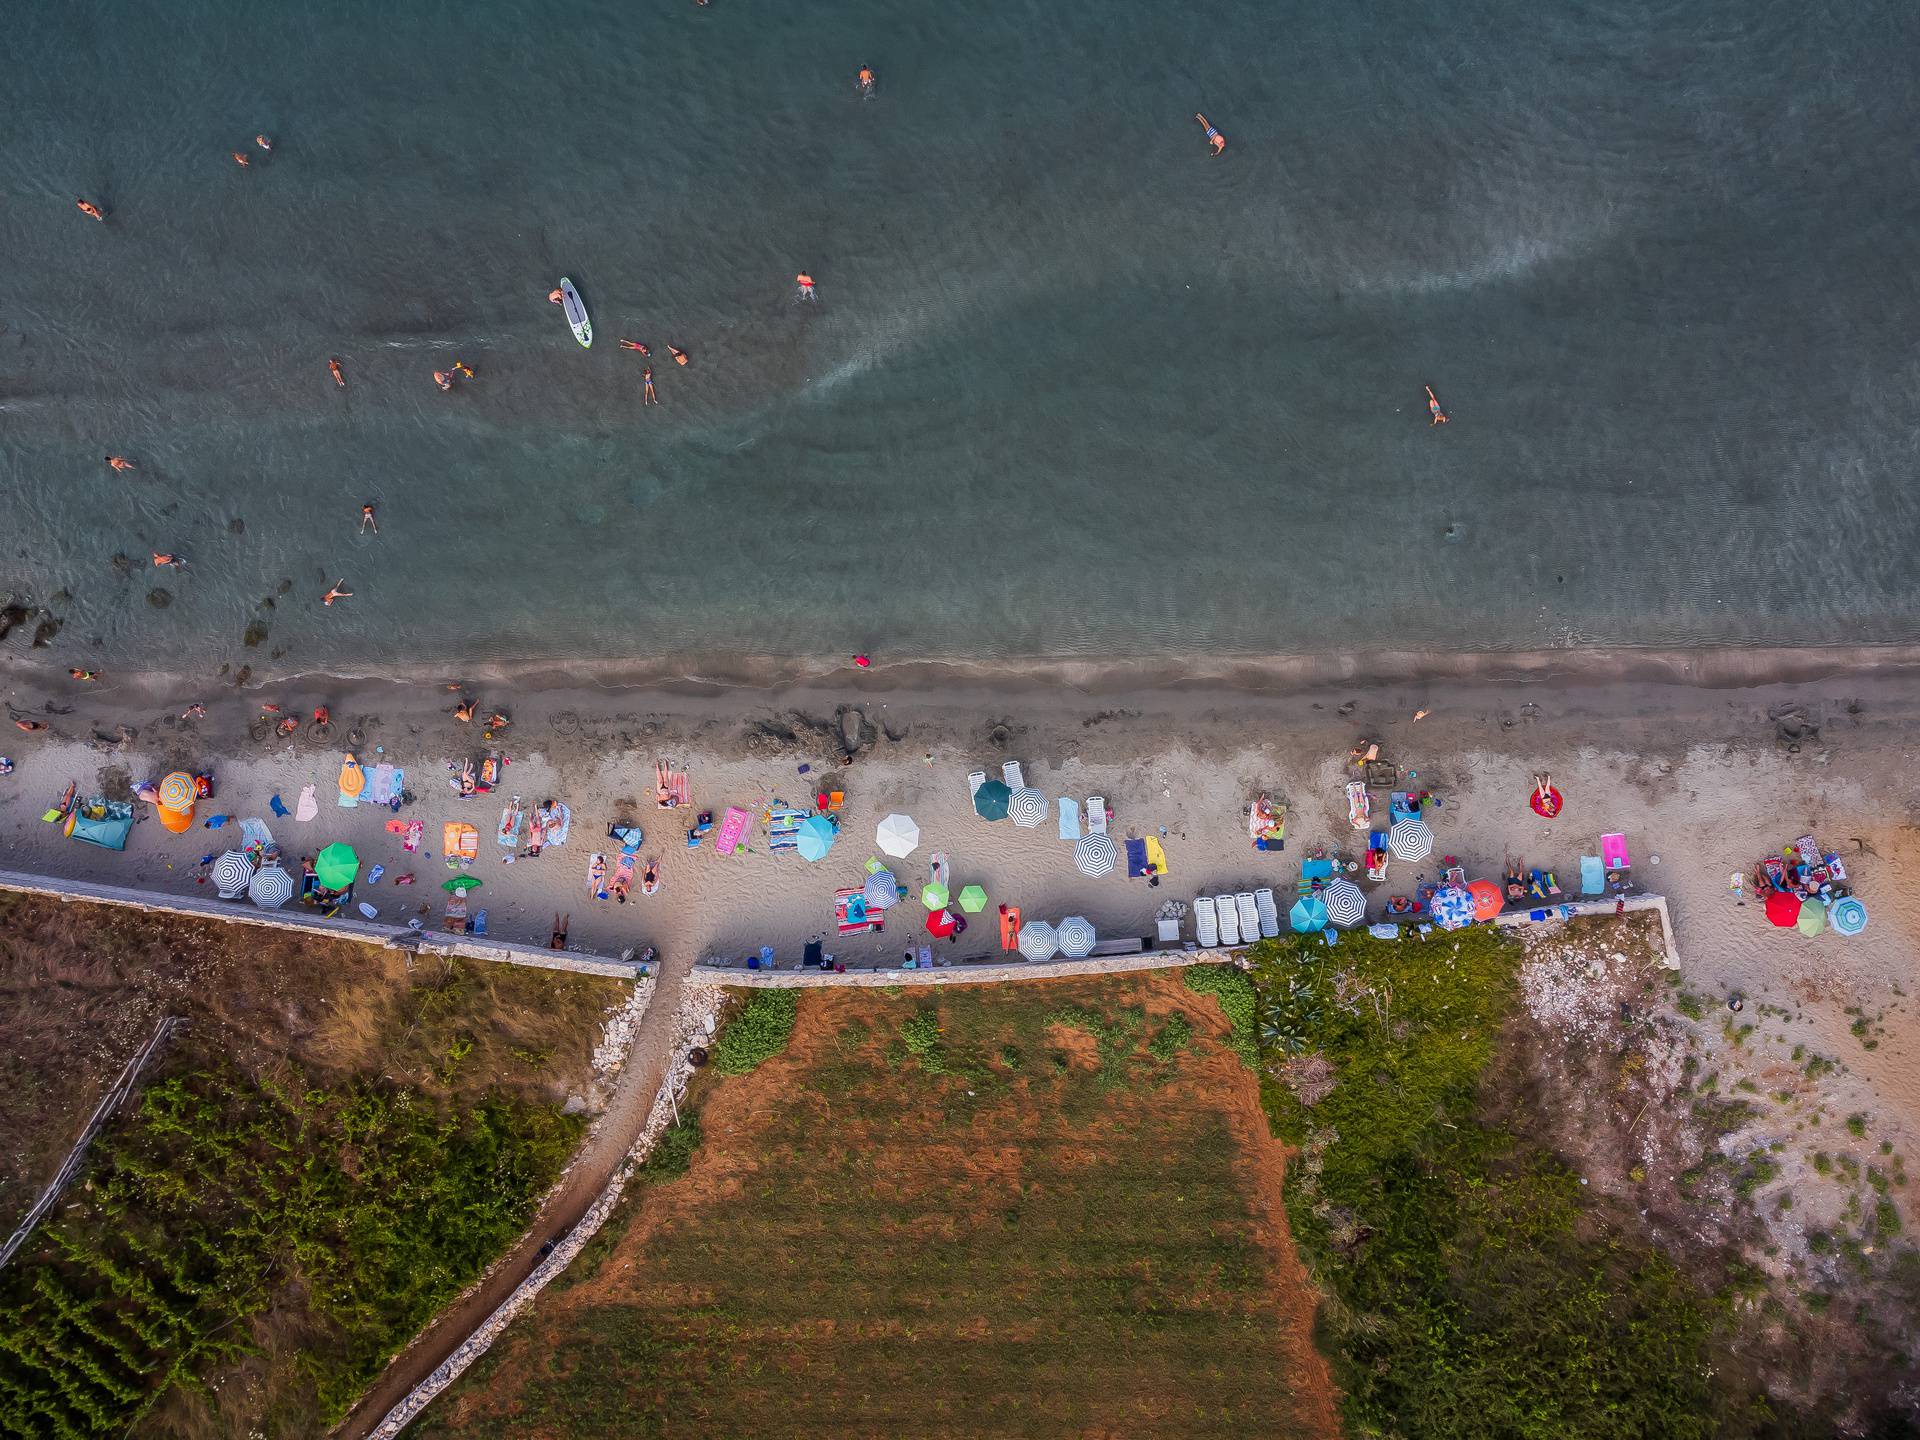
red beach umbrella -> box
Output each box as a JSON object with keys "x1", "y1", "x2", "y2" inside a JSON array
[
  {"x1": 1467, "y1": 879, "x2": 1504, "y2": 922},
  {"x1": 925, "y1": 908, "x2": 958, "y2": 938},
  {"x1": 1764, "y1": 890, "x2": 1801, "y2": 928}
]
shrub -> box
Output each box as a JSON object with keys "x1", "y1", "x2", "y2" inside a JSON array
[
  {"x1": 1147, "y1": 1014, "x2": 1193, "y2": 1062},
  {"x1": 1182, "y1": 964, "x2": 1257, "y2": 1066},
  {"x1": 712, "y1": 990, "x2": 799, "y2": 1075}
]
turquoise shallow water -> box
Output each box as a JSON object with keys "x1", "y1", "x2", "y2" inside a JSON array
[{"x1": 4, "y1": 0, "x2": 1920, "y2": 675}]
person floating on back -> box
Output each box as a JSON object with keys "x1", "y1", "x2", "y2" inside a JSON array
[
  {"x1": 106, "y1": 455, "x2": 135, "y2": 472},
  {"x1": 76, "y1": 199, "x2": 105, "y2": 222},
  {"x1": 322, "y1": 579, "x2": 353, "y2": 606},
  {"x1": 795, "y1": 272, "x2": 816, "y2": 300},
  {"x1": 1425, "y1": 384, "x2": 1449, "y2": 426},
  {"x1": 360, "y1": 504, "x2": 378, "y2": 534},
  {"x1": 619, "y1": 338, "x2": 650, "y2": 355},
  {"x1": 232, "y1": 151, "x2": 250, "y2": 168},
  {"x1": 669, "y1": 346, "x2": 688, "y2": 366},
  {"x1": 643, "y1": 366, "x2": 657, "y2": 405},
  {"x1": 329, "y1": 357, "x2": 345, "y2": 387},
  {"x1": 1195, "y1": 113, "x2": 1226, "y2": 156}
]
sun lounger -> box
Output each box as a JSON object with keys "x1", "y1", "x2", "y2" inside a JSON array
[
  {"x1": 1214, "y1": 894, "x2": 1241, "y2": 946},
  {"x1": 1235, "y1": 892, "x2": 1259, "y2": 939},
  {"x1": 1346, "y1": 780, "x2": 1370, "y2": 830},
  {"x1": 968, "y1": 770, "x2": 986, "y2": 798},
  {"x1": 1601, "y1": 833, "x2": 1631, "y2": 872},
  {"x1": 1058, "y1": 797, "x2": 1082, "y2": 840},
  {"x1": 1193, "y1": 896, "x2": 1219, "y2": 948},
  {"x1": 1255, "y1": 887, "x2": 1280, "y2": 938},
  {"x1": 1087, "y1": 798, "x2": 1108, "y2": 835},
  {"x1": 715, "y1": 805, "x2": 752, "y2": 857},
  {"x1": 1002, "y1": 761, "x2": 1025, "y2": 790},
  {"x1": 1581, "y1": 855, "x2": 1605, "y2": 896}
]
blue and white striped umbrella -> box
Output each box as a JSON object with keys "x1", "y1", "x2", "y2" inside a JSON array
[
  {"x1": 863, "y1": 869, "x2": 901, "y2": 910},
  {"x1": 1075, "y1": 833, "x2": 1118, "y2": 877},
  {"x1": 1018, "y1": 919, "x2": 1059, "y2": 961},
  {"x1": 1388, "y1": 817, "x2": 1434, "y2": 861},
  {"x1": 1829, "y1": 896, "x2": 1868, "y2": 936},
  {"x1": 1323, "y1": 878, "x2": 1366, "y2": 928},
  {"x1": 1056, "y1": 915, "x2": 1096, "y2": 957},
  {"x1": 1430, "y1": 884, "x2": 1476, "y2": 930},
  {"x1": 247, "y1": 864, "x2": 294, "y2": 909},
  {"x1": 213, "y1": 850, "x2": 256, "y2": 898},
  {"x1": 1008, "y1": 787, "x2": 1047, "y2": 828}
]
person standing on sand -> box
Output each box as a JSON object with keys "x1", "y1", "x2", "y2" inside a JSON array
[{"x1": 322, "y1": 579, "x2": 352, "y2": 605}]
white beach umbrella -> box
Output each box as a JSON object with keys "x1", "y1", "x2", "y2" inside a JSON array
[
  {"x1": 1388, "y1": 817, "x2": 1434, "y2": 862},
  {"x1": 1008, "y1": 787, "x2": 1047, "y2": 828},
  {"x1": 1056, "y1": 915, "x2": 1096, "y2": 957},
  {"x1": 875, "y1": 813, "x2": 921, "y2": 858},
  {"x1": 1017, "y1": 919, "x2": 1059, "y2": 961},
  {"x1": 213, "y1": 850, "x2": 256, "y2": 898},
  {"x1": 1323, "y1": 878, "x2": 1366, "y2": 928},
  {"x1": 862, "y1": 869, "x2": 901, "y2": 910},
  {"x1": 1074, "y1": 833, "x2": 1117, "y2": 877},
  {"x1": 247, "y1": 865, "x2": 294, "y2": 909}
]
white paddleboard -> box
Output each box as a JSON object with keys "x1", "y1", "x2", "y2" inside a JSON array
[{"x1": 559, "y1": 277, "x2": 591, "y2": 348}]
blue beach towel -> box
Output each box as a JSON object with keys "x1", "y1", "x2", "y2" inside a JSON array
[
  {"x1": 1058, "y1": 797, "x2": 1081, "y2": 840},
  {"x1": 1581, "y1": 855, "x2": 1605, "y2": 896},
  {"x1": 269, "y1": 793, "x2": 290, "y2": 818},
  {"x1": 1125, "y1": 839, "x2": 1149, "y2": 877}
]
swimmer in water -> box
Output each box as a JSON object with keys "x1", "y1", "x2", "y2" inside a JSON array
[
  {"x1": 76, "y1": 199, "x2": 105, "y2": 222},
  {"x1": 619, "y1": 338, "x2": 650, "y2": 355},
  {"x1": 233, "y1": 151, "x2": 250, "y2": 168},
  {"x1": 69, "y1": 669, "x2": 99, "y2": 681},
  {"x1": 329, "y1": 357, "x2": 345, "y2": 387},
  {"x1": 643, "y1": 366, "x2": 657, "y2": 405},
  {"x1": 856, "y1": 65, "x2": 876, "y2": 95},
  {"x1": 433, "y1": 370, "x2": 452, "y2": 391},
  {"x1": 106, "y1": 455, "x2": 135, "y2": 472},
  {"x1": 795, "y1": 272, "x2": 816, "y2": 300},
  {"x1": 360, "y1": 504, "x2": 377, "y2": 534},
  {"x1": 255, "y1": 134, "x2": 272, "y2": 151},
  {"x1": 454, "y1": 361, "x2": 473, "y2": 378},
  {"x1": 1425, "y1": 384, "x2": 1449, "y2": 426},
  {"x1": 1195, "y1": 113, "x2": 1226, "y2": 156},
  {"x1": 152, "y1": 553, "x2": 184, "y2": 568},
  {"x1": 322, "y1": 580, "x2": 352, "y2": 606},
  {"x1": 548, "y1": 287, "x2": 564, "y2": 305},
  {"x1": 669, "y1": 346, "x2": 688, "y2": 366}
]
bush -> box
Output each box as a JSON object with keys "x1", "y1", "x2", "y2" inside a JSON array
[
  {"x1": 1182, "y1": 964, "x2": 1257, "y2": 1066},
  {"x1": 712, "y1": 990, "x2": 799, "y2": 1075},
  {"x1": 1147, "y1": 1014, "x2": 1192, "y2": 1062},
  {"x1": 639, "y1": 1114, "x2": 703, "y2": 1184}
]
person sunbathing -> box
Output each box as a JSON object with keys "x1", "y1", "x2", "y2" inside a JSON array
[
  {"x1": 454, "y1": 758, "x2": 476, "y2": 796},
  {"x1": 642, "y1": 858, "x2": 660, "y2": 894}
]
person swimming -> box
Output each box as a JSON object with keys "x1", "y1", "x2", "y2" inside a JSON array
[
  {"x1": 619, "y1": 338, "x2": 650, "y2": 354},
  {"x1": 643, "y1": 366, "x2": 657, "y2": 405},
  {"x1": 360, "y1": 504, "x2": 377, "y2": 534},
  {"x1": 856, "y1": 65, "x2": 876, "y2": 95},
  {"x1": 254, "y1": 134, "x2": 272, "y2": 152},
  {"x1": 232, "y1": 151, "x2": 250, "y2": 168},
  {"x1": 433, "y1": 370, "x2": 452, "y2": 391},
  {"x1": 453, "y1": 361, "x2": 473, "y2": 378},
  {"x1": 1425, "y1": 384, "x2": 1449, "y2": 426},
  {"x1": 329, "y1": 357, "x2": 345, "y2": 387},
  {"x1": 76, "y1": 199, "x2": 105, "y2": 222},
  {"x1": 106, "y1": 455, "x2": 135, "y2": 472},
  {"x1": 1195, "y1": 113, "x2": 1226, "y2": 155},
  {"x1": 548, "y1": 287, "x2": 564, "y2": 305},
  {"x1": 322, "y1": 579, "x2": 352, "y2": 606},
  {"x1": 669, "y1": 346, "x2": 688, "y2": 366},
  {"x1": 795, "y1": 271, "x2": 816, "y2": 300},
  {"x1": 152, "y1": 553, "x2": 184, "y2": 568},
  {"x1": 69, "y1": 669, "x2": 99, "y2": 681}
]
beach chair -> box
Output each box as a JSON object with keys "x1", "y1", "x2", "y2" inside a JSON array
[
  {"x1": 1235, "y1": 893, "x2": 1259, "y2": 939},
  {"x1": 1254, "y1": 887, "x2": 1280, "y2": 938},
  {"x1": 1580, "y1": 855, "x2": 1606, "y2": 896},
  {"x1": 1193, "y1": 896, "x2": 1219, "y2": 948},
  {"x1": 968, "y1": 770, "x2": 986, "y2": 799},
  {"x1": 1087, "y1": 798, "x2": 1108, "y2": 835},
  {"x1": 1058, "y1": 797, "x2": 1082, "y2": 841},
  {"x1": 1214, "y1": 894, "x2": 1241, "y2": 946},
  {"x1": 1346, "y1": 780, "x2": 1370, "y2": 830},
  {"x1": 1002, "y1": 761, "x2": 1025, "y2": 790}
]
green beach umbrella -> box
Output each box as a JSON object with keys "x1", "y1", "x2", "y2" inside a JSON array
[
  {"x1": 314, "y1": 842, "x2": 360, "y2": 890},
  {"x1": 972, "y1": 779, "x2": 1011, "y2": 821},
  {"x1": 441, "y1": 875, "x2": 483, "y2": 893},
  {"x1": 957, "y1": 884, "x2": 988, "y2": 913},
  {"x1": 1795, "y1": 903, "x2": 1827, "y2": 937},
  {"x1": 922, "y1": 881, "x2": 949, "y2": 911}
]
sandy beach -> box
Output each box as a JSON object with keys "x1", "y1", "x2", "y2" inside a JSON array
[{"x1": 2, "y1": 658, "x2": 1918, "y2": 1152}]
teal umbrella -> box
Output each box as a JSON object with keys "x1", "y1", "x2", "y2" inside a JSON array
[
  {"x1": 796, "y1": 815, "x2": 837, "y2": 862},
  {"x1": 972, "y1": 779, "x2": 1011, "y2": 821},
  {"x1": 314, "y1": 842, "x2": 359, "y2": 890},
  {"x1": 1290, "y1": 895, "x2": 1328, "y2": 933}
]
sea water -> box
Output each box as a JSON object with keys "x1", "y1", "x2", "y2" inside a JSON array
[{"x1": 3, "y1": 0, "x2": 1919, "y2": 675}]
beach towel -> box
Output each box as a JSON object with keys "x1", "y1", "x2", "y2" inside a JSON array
[
  {"x1": 534, "y1": 802, "x2": 571, "y2": 848},
  {"x1": 498, "y1": 796, "x2": 524, "y2": 848},
  {"x1": 296, "y1": 784, "x2": 318, "y2": 822},
  {"x1": 337, "y1": 755, "x2": 365, "y2": 808},
  {"x1": 363, "y1": 763, "x2": 401, "y2": 808},
  {"x1": 1058, "y1": 797, "x2": 1081, "y2": 840},
  {"x1": 443, "y1": 821, "x2": 478, "y2": 868},
  {"x1": 1145, "y1": 836, "x2": 1169, "y2": 876},
  {"x1": 1580, "y1": 855, "x2": 1605, "y2": 896},
  {"x1": 766, "y1": 804, "x2": 806, "y2": 853},
  {"x1": 239, "y1": 817, "x2": 274, "y2": 853},
  {"x1": 1368, "y1": 923, "x2": 1401, "y2": 940},
  {"x1": 715, "y1": 806, "x2": 752, "y2": 857},
  {"x1": 1126, "y1": 838, "x2": 1149, "y2": 877},
  {"x1": 1601, "y1": 833, "x2": 1631, "y2": 870},
  {"x1": 269, "y1": 793, "x2": 290, "y2": 819},
  {"x1": 836, "y1": 886, "x2": 883, "y2": 934}
]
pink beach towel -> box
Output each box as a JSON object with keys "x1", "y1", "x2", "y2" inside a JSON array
[
  {"x1": 716, "y1": 805, "x2": 753, "y2": 858},
  {"x1": 1601, "y1": 833, "x2": 1630, "y2": 870}
]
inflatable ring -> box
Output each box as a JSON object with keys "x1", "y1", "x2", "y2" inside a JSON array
[{"x1": 1529, "y1": 785, "x2": 1563, "y2": 818}]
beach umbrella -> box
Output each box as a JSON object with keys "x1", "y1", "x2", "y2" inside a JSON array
[
  {"x1": 1018, "y1": 919, "x2": 1059, "y2": 961},
  {"x1": 876, "y1": 813, "x2": 920, "y2": 858},
  {"x1": 922, "y1": 881, "x2": 950, "y2": 911},
  {"x1": 795, "y1": 815, "x2": 838, "y2": 863},
  {"x1": 1795, "y1": 903, "x2": 1827, "y2": 937},
  {"x1": 957, "y1": 884, "x2": 988, "y2": 913},
  {"x1": 1430, "y1": 885, "x2": 1475, "y2": 931},
  {"x1": 1467, "y1": 879, "x2": 1505, "y2": 922},
  {"x1": 1764, "y1": 890, "x2": 1801, "y2": 928},
  {"x1": 158, "y1": 771, "x2": 197, "y2": 813},
  {"x1": 247, "y1": 865, "x2": 294, "y2": 909},
  {"x1": 972, "y1": 779, "x2": 1011, "y2": 821},
  {"x1": 1830, "y1": 896, "x2": 1868, "y2": 936},
  {"x1": 314, "y1": 842, "x2": 360, "y2": 890},
  {"x1": 926, "y1": 907, "x2": 958, "y2": 938},
  {"x1": 1323, "y1": 878, "x2": 1366, "y2": 928},
  {"x1": 1290, "y1": 895, "x2": 1328, "y2": 933},
  {"x1": 862, "y1": 869, "x2": 901, "y2": 910},
  {"x1": 1388, "y1": 817, "x2": 1433, "y2": 861},
  {"x1": 212, "y1": 850, "x2": 256, "y2": 898},
  {"x1": 1075, "y1": 833, "x2": 1118, "y2": 877},
  {"x1": 441, "y1": 875, "x2": 483, "y2": 893},
  {"x1": 1056, "y1": 915, "x2": 1096, "y2": 957},
  {"x1": 1008, "y1": 787, "x2": 1047, "y2": 828}
]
